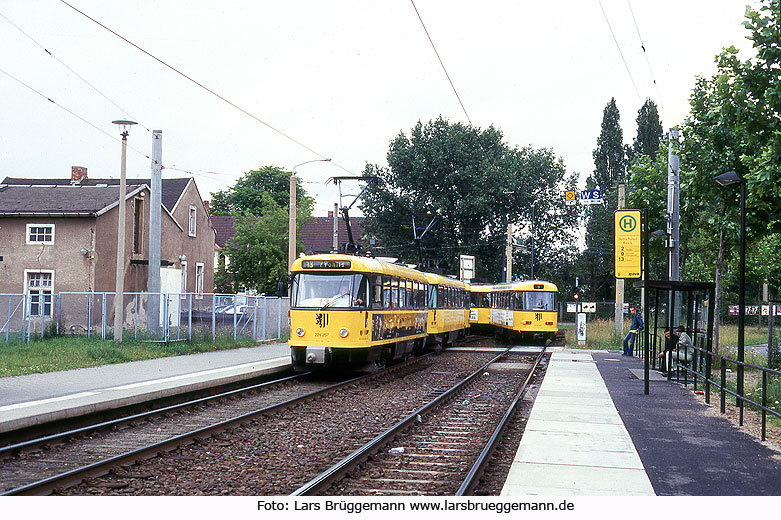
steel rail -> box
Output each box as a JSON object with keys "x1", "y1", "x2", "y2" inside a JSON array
[
  {"x1": 2, "y1": 359, "x2": 429, "y2": 496},
  {"x1": 455, "y1": 346, "x2": 547, "y2": 495},
  {"x1": 0, "y1": 372, "x2": 308, "y2": 455},
  {"x1": 290, "y1": 347, "x2": 514, "y2": 496}
]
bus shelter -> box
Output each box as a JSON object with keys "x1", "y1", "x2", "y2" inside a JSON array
[{"x1": 633, "y1": 280, "x2": 715, "y2": 395}]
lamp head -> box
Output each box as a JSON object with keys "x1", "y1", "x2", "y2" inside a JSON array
[
  {"x1": 651, "y1": 229, "x2": 667, "y2": 238},
  {"x1": 112, "y1": 120, "x2": 137, "y2": 138},
  {"x1": 714, "y1": 171, "x2": 742, "y2": 186}
]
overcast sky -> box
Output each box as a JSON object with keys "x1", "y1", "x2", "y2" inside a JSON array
[{"x1": 0, "y1": 1, "x2": 757, "y2": 216}]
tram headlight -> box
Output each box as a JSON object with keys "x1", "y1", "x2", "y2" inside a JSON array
[
  {"x1": 296, "y1": 327, "x2": 305, "y2": 337},
  {"x1": 339, "y1": 328, "x2": 349, "y2": 338}
]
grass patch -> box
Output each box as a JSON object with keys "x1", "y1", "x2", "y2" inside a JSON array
[{"x1": 0, "y1": 334, "x2": 263, "y2": 378}]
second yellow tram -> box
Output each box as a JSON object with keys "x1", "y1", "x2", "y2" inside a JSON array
[{"x1": 491, "y1": 280, "x2": 558, "y2": 341}]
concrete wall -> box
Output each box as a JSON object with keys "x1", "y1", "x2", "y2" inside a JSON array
[{"x1": 0, "y1": 217, "x2": 94, "y2": 294}]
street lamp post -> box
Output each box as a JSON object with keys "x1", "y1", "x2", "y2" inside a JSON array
[
  {"x1": 531, "y1": 200, "x2": 537, "y2": 280},
  {"x1": 112, "y1": 120, "x2": 137, "y2": 343},
  {"x1": 288, "y1": 158, "x2": 331, "y2": 273},
  {"x1": 715, "y1": 170, "x2": 746, "y2": 424}
]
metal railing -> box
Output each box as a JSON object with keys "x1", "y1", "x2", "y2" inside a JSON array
[
  {"x1": 0, "y1": 292, "x2": 290, "y2": 344},
  {"x1": 662, "y1": 334, "x2": 781, "y2": 441}
]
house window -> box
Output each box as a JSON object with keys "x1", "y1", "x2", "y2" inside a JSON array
[
  {"x1": 195, "y1": 263, "x2": 204, "y2": 298},
  {"x1": 25, "y1": 271, "x2": 53, "y2": 316},
  {"x1": 188, "y1": 206, "x2": 197, "y2": 237},
  {"x1": 181, "y1": 260, "x2": 188, "y2": 293},
  {"x1": 26, "y1": 224, "x2": 55, "y2": 245},
  {"x1": 133, "y1": 198, "x2": 144, "y2": 254}
]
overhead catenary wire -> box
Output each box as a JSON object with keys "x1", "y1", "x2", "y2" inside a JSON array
[
  {"x1": 597, "y1": 0, "x2": 641, "y2": 100},
  {"x1": 409, "y1": 0, "x2": 472, "y2": 126},
  {"x1": 0, "y1": 10, "x2": 151, "y2": 133},
  {"x1": 58, "y1": 0, "x2": 356, "y2": 178},
  {"x1": 626, "y1": 0, "x2": 665, "y2": 112}
]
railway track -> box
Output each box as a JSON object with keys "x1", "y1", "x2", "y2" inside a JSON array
[
  {"x1": 0, "y1": 371, "x2": 362, "y2": 495},
  {"x1": 293, "y1": 348, "x2": 546, "y2": 496},
  {"x1": 6, "y1": 347, "x2": 541, "y2": 495}
]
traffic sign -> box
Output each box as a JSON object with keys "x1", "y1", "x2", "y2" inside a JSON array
[
  {"x1": 614, "y1": 210, "x2": 642, "y2": 279},
  {"x1": 580, "y1": 190, "x2": 602, "y2": 204},
  {"x1": 582, "y1": 302, "x2": 596, "y2": 313},
  {"x1": 564, "y1": 189, "x2": 602, "y2": 205}
]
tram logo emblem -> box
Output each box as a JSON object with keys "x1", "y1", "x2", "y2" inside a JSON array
[
  {"x1": 619, "y1": 215, "x2": 637, "y2": 233},
  {"x1": 316, "y1": 313, "x2": 329, "y2": 328}
]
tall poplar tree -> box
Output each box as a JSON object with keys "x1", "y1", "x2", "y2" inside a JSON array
[
  {"x1": 632, "y1": 98, "x2": 664, "y2": 161},
  {"x1": 581, "y1": 98, "x2": 627, "y2": 301}
]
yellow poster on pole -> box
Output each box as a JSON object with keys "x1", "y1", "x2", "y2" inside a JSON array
[{"x1": 614, "y1": 210, "x2": 642, "y2": 279}]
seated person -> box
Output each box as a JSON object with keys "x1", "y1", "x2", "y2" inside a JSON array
[
  {"x1": 331, "y1": 282, "x2": 364, "y2": 307},
  {"x1": 657, "y1": 327, "x2": 678, "y2": 372},
  {"x1": 674, "y1": 325, "x2": 694, "y2": 365}
]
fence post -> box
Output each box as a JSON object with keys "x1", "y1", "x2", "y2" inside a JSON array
[
  {"x1": 720, "y1": 362, "x2": 727, "y2": 414},
  {"x1": 188, "y1": 293, "x2": 193, "y2": 342},
  {"x1": 253, "y1": 298, "x2": 258, "y2": 342},
  {"x1": 762, "y1": 370, "x2": 767, "y2": 441},
  {"x1": 278, "y1": 297, "x2": 282, "y2": 339},
  {"x1": 57, "y1": 293, "x2": 62, "y2": 336},
  {"x1": 102, "y1": 293, "x2": 107, "y2": 340},
  {"x1": 22, "y1": 293, "x2": 28, "y2": 343},
  {"x1": 233, "y1": 294, "x2": 238, "y2": 341},
  {"x1": 134, "y1": 294, "x2": 139, "y2": 340},
  {"x1": 6, "y1": 295, "x2": 11, "y2": 343},
  {"x1": 262, "y1": 296, "x2": 268, "y2": 340},
  {"x1": 212, "y1": 293, "x2": 216, "y2": 344}
]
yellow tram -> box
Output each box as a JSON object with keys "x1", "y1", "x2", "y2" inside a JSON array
[
  {"x1": 491, "y1": 280, "x2": 558, "y2": 341},
  {"x1": 289, "y1": 254, "x2": 429, "y2": 370},
  {"x1": 468, "y1": 283, "x2": 493, "y2": 333},
  {"x1": 424, "y1": 272, "x2": 470, "y2": 348}
]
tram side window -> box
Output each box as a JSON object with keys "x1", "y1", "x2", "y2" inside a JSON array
[
  {"x1": 373, "y1": 276, "x2": 383, "y2": 309},
  {"x1": 383, "y1": 276, "x2": 392, "y2": 309},
  {"x1": 355, "y1": 275, "x2": 369, "y2": 307},
  {"x1": 398, "y1": 278, "x2": 406, "y2": 309},
  {"x1": 406, "y1": 281, "x2": 413, "y2": 308},
  {"x1": 429, "y1": 285, "x2": 437, "y2": 309}
]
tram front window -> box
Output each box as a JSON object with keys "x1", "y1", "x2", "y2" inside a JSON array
[
  {"x1": 291, "y1": 273, "x2": 368, "y2": 308},
  {"x1": 523, "y1": 291, "x2": 555, "y2": 311}
]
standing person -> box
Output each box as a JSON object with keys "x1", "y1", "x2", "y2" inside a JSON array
[{"x1": 622, "y1": 306, "x2": 643, "y2": 356}]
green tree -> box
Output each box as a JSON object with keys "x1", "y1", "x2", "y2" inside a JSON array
[
  {"x1": 581, "y1": 98, "x2": 627, "y2": 301},
  {"x1": 209, "y1": 165, "x2": 315, "y2": 294},
  {"x1": 360, "y1": 117, "x2": 578, "y2": 283},
  {"x1": 631, "y1": 98, "x2": 664, "y2": 162},
  {"x1": 222, "y1": 193, "x2": 289, "y2": 294},
  {"x1": 210, "y1": 166, "x2": 314, "y2": 219}
]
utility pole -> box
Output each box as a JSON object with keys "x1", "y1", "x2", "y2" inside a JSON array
[
  {"x1": 667, "y1": 128, "x2": 680, "y2": 281},
  {"x1": 112, "y1": 120, "x2": 136, "y2": 343},
  {"x1": 147, "y1": 130, "x2": 162, "y2": 332},
  {"x1": 288, "y1": 172, "x2": 297, "y2": 271},
  {"x1": 505, "y1": 222, "x2": 513, "y2": 282},
  {"x1": 615, "y1": 182, "x2": 625, "y2": 334},
  {"x1": 667, "y1": 128, "x2": 681, "y2": 325},
  {"x1": 332, "y1": 203, "x2": 339, "y2": 252}
]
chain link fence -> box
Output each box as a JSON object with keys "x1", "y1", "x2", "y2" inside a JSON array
[{"x1": 0, "y1": 292, "x2": 290, "y2": 344}]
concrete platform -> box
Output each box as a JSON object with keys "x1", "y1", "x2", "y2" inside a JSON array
[
  {"x1": 0, "y1": 342, "x2": 291, "y2": 434},
  {"x1": 501, "y1": 351, "x2": 655, "y2": 496}
]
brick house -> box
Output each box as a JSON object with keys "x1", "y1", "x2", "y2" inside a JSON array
[{"x1": 0, "y1": 169, "x2": 215, "y2": 315}]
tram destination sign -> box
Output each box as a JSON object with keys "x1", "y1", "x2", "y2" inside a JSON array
[{"x1": 614, "y1": 209, "x2": 642, "y2": 279}]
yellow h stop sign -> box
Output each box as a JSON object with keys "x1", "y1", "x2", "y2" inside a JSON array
[{"x1": 614, "y1": 210, "x2": 642, "y2": 278}]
